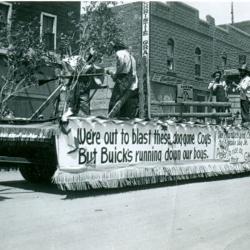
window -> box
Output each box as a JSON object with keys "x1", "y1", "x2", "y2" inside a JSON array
[
  {"x1": 221, "y1": 52, "x2": 227, "y2": 68},
  {"x1": 239, "y1": 55, "x2": 246, "y2": 66},
  {"x1": 167, "y1": 39, "x2": 174, "y2": 71},
  {"x1": 40, "y1": 12, "x2": 57, "y2": 51},
  {"x1": 194, "y1": 47, "x2": 201, "y2": 77},
  {"x1": 0, "y1": 2, "x2": 12, "y2": 32}
]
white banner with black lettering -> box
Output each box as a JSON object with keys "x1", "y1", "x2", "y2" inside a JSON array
[{"x1": 56, "y1": 117, "x2": 227, "y2": 171}]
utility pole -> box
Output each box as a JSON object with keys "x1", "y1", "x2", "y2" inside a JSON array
[{"x1": 231, "y1": 2, "x2": 234, "y2": 24}]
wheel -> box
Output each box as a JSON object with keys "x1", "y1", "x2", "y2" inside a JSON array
[{"x1": 19, "y1": 163, "x2": 56, "y2": 183}]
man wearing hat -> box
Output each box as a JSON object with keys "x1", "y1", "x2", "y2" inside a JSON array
[
  {"x1": 208, "y1": 70, "x2": 228, "y2": 118},
  {"x1": 106, "y1": 41, "x2": 138, "y2": 119},
  {"x1": 61, "y1": 47, "x2": 104, "y2": 121},
  {"x1": 237, "y1": 63, "x2": 250, "y2": 123},
  {"x1": 208, "y1": 71, "x2": 228, "y2": 102}
]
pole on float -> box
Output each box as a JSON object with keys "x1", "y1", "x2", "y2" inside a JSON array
[{"x1": 141, "y1": 1, "x2": 151, "y2": 119}]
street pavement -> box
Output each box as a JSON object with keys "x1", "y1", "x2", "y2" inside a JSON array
[{"x1": 0, "y1": 170, "x2": 250, "y2": 250}]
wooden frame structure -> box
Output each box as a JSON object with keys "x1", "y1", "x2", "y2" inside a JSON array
[{"x1": 151, "y1": 101, "x2": 232, "y2": 119}]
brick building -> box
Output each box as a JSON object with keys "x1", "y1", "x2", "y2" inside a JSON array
[
  {"x1": 95, "y1": 2, "x2": 250, "y2": 118},
  {"x1": 1, "y1": 1, "x2": 249, "y2": 119},
  {"x1": 0, "y1": 1, "x2": 80, "y2": 117}
]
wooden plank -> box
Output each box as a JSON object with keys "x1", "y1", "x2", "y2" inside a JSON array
[
  {"x1": 151, "y1": 101, "x2": 179, "y2": 106},
  {"x1": 90, "y1": 99, "x2": 109, "y2": 110},
  {"x1": 182, "y1": 101, "x2": 231, "y2": 107},
  {"x1": 151, "y1": 112, "x2": 232, "y2": 118},
  {"x1": 141, "y1": 56, "x2": 148, "y2": 118},
  {"x1": 151, "y1": 101, "x2": 231, "y2": 107},
  {"x1": 90, "y1": 88, "x2": 112, "y2": 99},
  {"x1": 29, "y1": 84, "x2": 62, "y2": 120}
]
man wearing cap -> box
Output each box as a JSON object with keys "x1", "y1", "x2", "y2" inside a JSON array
[
  {"x1": 106, "y1": 41, "x2": 138, "y2": 119},
  {"x1": 237, "y1": 64, "x2": 250, "y2": 123}
]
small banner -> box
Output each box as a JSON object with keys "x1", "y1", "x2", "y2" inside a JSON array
[
  {"x1": 215, "y1": 129, "x2": 250, "y2": 163},
  {"x1": 177, "y1": 84, "x2": 193, "y2": 102},
  {"x1": 55, "y1": 117, "x2": 250, "y2": 172}
]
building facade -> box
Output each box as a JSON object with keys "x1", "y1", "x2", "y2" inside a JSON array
[
  {"x1": 95, "y1": 2, "x2": 250, "y2": 118},
  {"x1": 1, "y1": 1, "x2": 249, "y2": 119}
]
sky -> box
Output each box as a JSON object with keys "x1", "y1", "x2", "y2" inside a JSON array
[
  {"x1": 104, "y1": 0, "x2": 250, "y2": 25},
  {"x1": 184, "y1": 1, "x2": 250, "y2": 25},
  {"x1": 81, "y1": 1, "x2": 250, "y2": 25}
]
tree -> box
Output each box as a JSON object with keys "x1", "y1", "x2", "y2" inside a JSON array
[
  {"x1": 59, "y1": 1, "x2": 123, "y2": 59},
  {"x1": 0, "y1": 15, "x2": 59, "y2": 118},
  {"x1": 0, "y1": 2, "x2": 123, "y2": 118}
]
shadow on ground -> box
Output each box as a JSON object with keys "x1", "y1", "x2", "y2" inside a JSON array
[
  {"x1": 0, "y1": 180, "x2": 64, "y2": 196},
  {"x1": 0, "y1": 172, "x2": 250, "y2": 200},
  {"x1": 62, "y1": 172, "x2": 250, "y2": 200},
  {"x1": 0, "y1": 195, "x2": 12, "y2": 201}
]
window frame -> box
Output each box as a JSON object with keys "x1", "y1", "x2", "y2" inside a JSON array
[
  {"x1": 40, "y1": 12, "x2": 57, "y2": 51},
  {"x1": 239, "y1": 54, "x2": 246, "y2": 66},
  {"x1": 0, "y1": 2, "x2": 12, "y2": 27},
  {"x1": 221, "y1": 51, "x2": 227, "y2": 68},
  {"x1": 0, "y1": 2, "x2": 12, "y2": 53},
  {"x1": 166, "y1": 38, "x2": 175, "y2": 72},
  {"x1": 194, "y1": 47, "x2": 201, "y2": 77}
]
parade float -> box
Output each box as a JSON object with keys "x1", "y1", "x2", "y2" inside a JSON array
[
  {"x1": 0, "y1": 2, "x2": 249, "y2": 191},
  {"x1": 0, "y1": 59, "x2": 249, "y2": 191}
]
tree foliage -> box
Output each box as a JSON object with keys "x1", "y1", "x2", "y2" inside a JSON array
[
  {"x1": 0, "y1": 15, "x2": 58, "y2": 117},
  {"x1": 0, "y1": 2, "x2": 123, "y2": 118},
  {"x1": 59, "y1": 1, "x2": 123, "y2": 60}
]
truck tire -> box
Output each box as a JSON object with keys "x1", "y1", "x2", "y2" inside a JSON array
[{"x1": 19, "y1": 163, "x2": 56, "y2": 183}]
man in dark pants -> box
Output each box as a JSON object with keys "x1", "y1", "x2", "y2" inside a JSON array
[
  {"x1": 61, "y1": 49, "x2": 104, "y2": 121},
  {"x1": 238, "y1": 64, "x2": 250, "y2": 124},
  {"x1": 208, "y1": 71, "x2": 228, "y2": 111},
  {"x1": 208, "y1": 70, "x2": 229, "y2": 124},
  {"x1": 106, "y1": 42, "x2": 139, "y2": 119}
]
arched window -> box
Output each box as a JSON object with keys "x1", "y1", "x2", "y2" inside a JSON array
[
  {"x1": 221, "y1": 52, "x2": 227, "y2": 68},
  {"x1": 194, "y1": 47, "x2": 201, "y2": 76},
  {"x1": 239, "y1": 55, "x2": 246, "y2": 65},
  {"x1": 167, "y1": 39, "x2": 174, "y2": 71}
]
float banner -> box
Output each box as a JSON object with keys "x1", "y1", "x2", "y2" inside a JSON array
[
  {"x1": 54, "y1": 117, "x2": 250, "y2": 190},
  {"x1": 57, "y1": 117, "x2": 225, "y2": 172},
  {"x1": 215, "y1": 129, "x2": 250, "y2": 163}
]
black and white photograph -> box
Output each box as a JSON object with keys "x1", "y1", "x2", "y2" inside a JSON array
[{"x1": 1, "y1": 1, "x2": 250, "y2": 249}]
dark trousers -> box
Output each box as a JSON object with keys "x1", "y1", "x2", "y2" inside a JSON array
[
  {"x1": 108, "y1": 76, "x2": 139, "y2": 119},
  {"x1": 241, "y1": 98, "x2": 250, "y2": 123}
]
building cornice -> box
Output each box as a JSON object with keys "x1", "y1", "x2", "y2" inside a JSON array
[{"x1": 229, "y1": 24, "x2": 250, "y2": 38}]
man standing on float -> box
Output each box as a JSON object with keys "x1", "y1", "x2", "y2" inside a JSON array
[
  {"x1": 106, "y1": 41, "x2": 138, "y2": 119},
  {"x1": 237, "y1": 64, "x2": 250, "y2": 124}
]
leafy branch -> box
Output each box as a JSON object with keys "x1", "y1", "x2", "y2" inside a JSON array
[{"x1": 0, "y1": 2, "x2": 123, "y2": 118}]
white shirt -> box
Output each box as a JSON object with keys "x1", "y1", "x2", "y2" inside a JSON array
[
  {"x1": 208, "y1": 80, "x2": 226, "y2": 91},
  {"x1": 239, "y1": 76, "x2": 250, "y2": 100},
  {"x1": 116, "y1": 50, "x2": 132, "y2": 74},
  {"x1": 115, "y1": 49, "x2": 138, "y2": 90}
]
